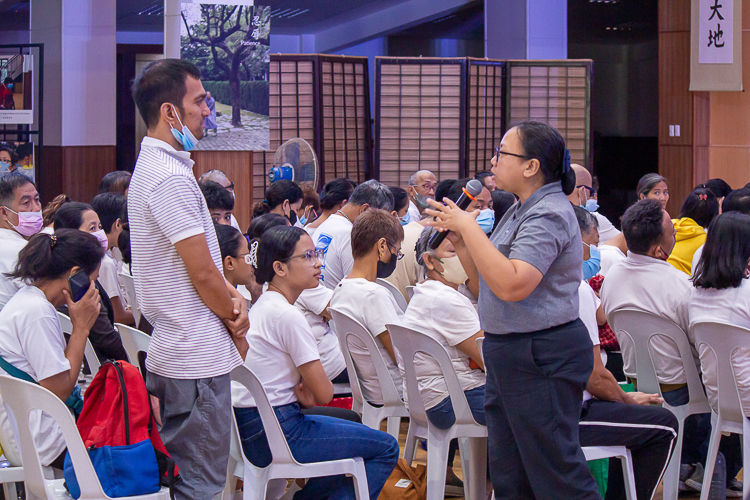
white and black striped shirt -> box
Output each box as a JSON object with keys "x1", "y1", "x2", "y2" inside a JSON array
[{"x1": 128, "y1": 137, "x2": 242, "y2": 379}]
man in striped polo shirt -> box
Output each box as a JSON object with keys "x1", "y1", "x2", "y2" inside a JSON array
[{"x1": 130, "y1": 59, "x2": 249, "y2": 500}]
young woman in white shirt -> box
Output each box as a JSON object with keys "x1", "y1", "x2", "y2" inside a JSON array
[
  {"x1": 215, "y1": 223, "x2": 263, "y2": 305},
  {"x1": 233, "y1": 225, "x2": 399, "y2": 500},
  {"x1": 0, "y1": 229, "x2": 102, "y2": 467}
]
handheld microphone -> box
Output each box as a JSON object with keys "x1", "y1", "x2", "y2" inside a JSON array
[{"x1": 428, "y1": 179, "x2": 484, "y2": 249}]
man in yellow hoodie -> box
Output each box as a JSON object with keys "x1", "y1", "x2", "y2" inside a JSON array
[{"x1": 667, "y1": 187, "x2": 719, "y2": 274}]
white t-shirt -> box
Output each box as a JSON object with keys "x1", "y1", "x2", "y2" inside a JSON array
[
  {"x1": 129, "y1": 137, "x2": 242, "y2": 379},
  {"x1": 98, "y1": 251, "x2": 122, "y2": 300},
  {"x1": 598, "y1": 244, "x2": 626, "y2": 278},
  {"x1": 580, "y1": 280, "x2": 603, "y2": 403},
  {"x1": 402, "y1": 280, "x2": 485, "y2": 410},
  {"x1": 232, "y1": 291, "x2": 320, "y2": 408},
  {"x1": 592, "y1": 212, "x2": 620, "y2": 243},
  {"x1": 601, "y1": 252, "x2": 695, "y2": 385},
  {"x1": 330, "y1": 278, "x2": 404, "y2": 404},
  {"x1": 407, "y1": 200, "x2": 421, "y2": 226},
  {"x1": 690, "y1": 244, "x2": 704, "y2": 276},
  {"x1": 689, "y1": 280, "x2": 750, "y2": 414},
  {"x1": 0, "y1": 228, "x2": 27, "y2": 306},
  {"x1": 312, "y1": 213, "x2": 354, "y2": 290},
  {"x1": 0, "y1": 286, "x2": 71, "y2": 466},
  {"x1": 295, "y1": 283, "x2": 346, "y2": 381}
]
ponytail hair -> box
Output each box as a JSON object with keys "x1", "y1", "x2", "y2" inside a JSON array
[
  {"x1": 252, "y1": 180, "x2": 304, "y2": 219},
  {"x1": 7, "y1": 229, "x2": 104, "y2": 282},
  {"x1": 680, "y1": 187, "x2": 719, "y2": 228},
  {"x1": 514, "y1": 121, "x2": 574, "y2": 195}
]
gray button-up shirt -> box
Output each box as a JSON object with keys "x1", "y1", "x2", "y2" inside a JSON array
[{"x1": 478, "y1": 181, "x2": 582, "y2": 334}]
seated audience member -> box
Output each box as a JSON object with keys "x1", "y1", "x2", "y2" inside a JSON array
[
  {"x1": 313, "y1": 180, "x2": 394, "y2": 289},
  {"x1": 41, "y1": 194, "x2": 71, "y2": 234},
  {"x1": 475, "y1": 170, "x2": 497, "y2": 192},
  {"x1": 695, "y1": 178, "x2": 732, "y2": 208},
  {"x1": 691, "y1": 187, "x2": 750, "y2": 275},
  {"x1": 198, "y1": 169, "x2": 240, "y2": 230},
  {"x1": 199, "y1": 180, "x2": 235, "y2": 226},
  {"x1": 232, "y1": 226, "x2": 399, "y2": 500},
  {"x1": 434, "y1": 179, "x2": 456, "y2": 205},
  {"x1": 215, "y1": 223, "x2": 263, "y2": 305},
  {"x1": 406, "y1": 170, "x2": 437, "y2": 224},
  {"x1": 446, "y1": 179, "x2": 493, "y2": 234},
  {"x1": 297, "y1": 185, "x2": 320, "y2": 227},
  {"x1": 252, "y1": 180, "x2": 304, "y2": 226},
  {"x1": 91, "y1": 193, "x2": 134, "y2": 326},
  {"x1": 384, "y1": 208, "x2": 429, "y2": 303},
  {"x1": 405, "y1": 226, "x2": 486, "y2": 489},
  {"x1": 304, "y1": 178, "x2": 355, "y2": 234},
  {"x1": 330, "y1": 209, "x2": 405, "y2": 405},
  {"x1": 636, "y1": 173, "x2": 670, "y2": 211},
  {"x1": 389, "y1": 186, "x2": 410, "y2": 225},
  {"x1": 0, "y1": 230, "x2": 102, "y2": 467},
  {"x1": 490, "y1": 189, "x2": 516, "y2": 233},
  {"x1": 0, "y1": 173, "x2": 42, "y2": 306},
  {"x1": 668, "y1": 187, "x2": 718, "y2": 275},
  {"x1": 247, "y1": 213, "x2": 290, "y2": 239},
  {"x1": 54, "y1": 203, "x2": 129, "y2": 362},
  {"x1": 576, "y1": 206, "x2": 601, "y2": 281},
  {"x1": 568, "y1": 164, "x2": 620, "y2": 242},
  {"x1": 98, "y1": 171, "x2": 131, "y2": 197}
]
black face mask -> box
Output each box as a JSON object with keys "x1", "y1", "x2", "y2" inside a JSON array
[
  {"x1": 287, "y1": 210, "x2": 298, "y2": 226},
  {"x1": 376, "y1": 252, "x2": 398, "y2": 279}
]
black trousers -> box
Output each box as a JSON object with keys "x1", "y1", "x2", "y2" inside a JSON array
[
  {"x1": 483, "y1": 320, "x2": 601, "y2": 500},
  {"x1": 579, "y1": 399, "x2": 678, "y2": 500}
]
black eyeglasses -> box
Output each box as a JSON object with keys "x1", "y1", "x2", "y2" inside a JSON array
[
  {"x1": 385, "y1": 240, "x2": 404, "y2": 260},
  {"x1": 577, "y1": 185, "x2": 597, "y2": 196},
  {"x1": 495, "y1": 147, "x2": 528, "y2": 160}
]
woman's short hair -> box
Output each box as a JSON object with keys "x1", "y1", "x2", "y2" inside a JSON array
[
  {"x1": 515, "y1": 121, "x2": 575, "y2": 195},
  {"x1": 254, "y1": 225, "x2": 307, "y2": 284},
  {"x1": 215, "y1": 223, "x2": 244, "y2": 261},
  {"x1": 91, "y1": 192, "x2": 126, "y2": 234},
  {"x1": 7, "y1": 229, "x2": 104, "y2": 282},
  {"x1": 693, "y1": 212, "x2": 750, "y2": 289},
  {"x1": 621, "y1": 199, "x2": 665, "y2": 255},
  {"x1": 389, "y1": 186, "x2": 409, "y2": 214},
  {"x1": 319, "y1": 178, "x2": 356, "y2": 210},
  {"x1": 435, "y1": 179, "x2": 456, "y2": 203},
  {"x1": 636, "y1": 173, "x2": 668, "y2": 199},
  {"x1": 42, "y1": 194, "x2": 71, "y2": 228},
  {"x1": 246, "y1": 213, "x2": 290, "y2": 240},
  {"x1": 54, "y1": 202, "x2": 94, "y2": 231},
  {"x1": 573, "y1": 205, "x2": 598, "y2": 236},
  {"x1": 722, "y1": 188, "x2": 750, "y2": 215},
  {"x1": 252, "y1": 180, "x2": 303, "y2": 218},
  {"x1": 200, "y1": 180, "x2": 234, "y2": 211},
  {"x1": 350, "y1": 209, "x2": 404, "y2": 259},
  {"x1": 415, "y1": 226, "x2": 438, "y2": 268},
  {"x1": 98, "y1": 171, "x2": 132, "y2": 195},
  {"x1": 679, "y1": 187, "x2": 719, "y2": 229}
]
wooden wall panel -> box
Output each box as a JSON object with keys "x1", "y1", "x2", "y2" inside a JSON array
[
  {"x1": 658, "y1": 0, "x2": 690, "y2": 32},
  {"x1": 693, "y1": 92, "x2": 710, "y2": 186},
  {"x1": 192, "y1": 151, "x2": 254, "y2": 233},
  {"x1": 39, "y1": 146, "x2": 116, "y2": 204},
  {"x1": 658, "y1": 145, "x2": 693, "y2": 216},
  {"x1": 708, "y1": 146, "x2": 750, "y2": 189},
  {"x1": 39, "y1": 146, "x2": 63, "y2": 205},
  {"x1": 658, "y1": 32, "x2": 692, "y2": 147}
]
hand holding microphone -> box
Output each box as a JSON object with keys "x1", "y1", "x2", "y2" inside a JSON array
[{"x1": 427, "y1": 179, "x2": 484, "y2": 249}]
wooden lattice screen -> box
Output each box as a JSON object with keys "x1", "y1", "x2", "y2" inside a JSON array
[
  {"x1": 374, "y1": 57, "x2": 466, "y2": 185},
  {"x1": 252, "y1": 54, "x2": 371, "y2": 204},
  {"x1": 505, "y1": 60, "x2": 592, "y2": 169},
  {"x1": 466, "y1": 59, "x2": 505, "y2": 178}
]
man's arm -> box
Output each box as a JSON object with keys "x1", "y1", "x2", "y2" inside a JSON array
[{"x1": 586, "y1": 346, "x2": 638, "y2": 405}]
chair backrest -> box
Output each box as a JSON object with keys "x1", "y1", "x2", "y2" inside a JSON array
[
  {"x1": 118, "y1": 272, "x2": 141, "y2": 326},
  {"x1": 0, "y1": 375, "x2": 109, "y2": 499},
  {"x1": 56, "y1": 311, "x2": 99, "y2": 377},
  {"x1": 328, "y1": 307, "x2": 403, "y2": 407},
  {"x1": 229, "y1": 365, "x2": 298, "y2": 466},
  {"x1": 693, "y1": 321, "x2": 750, "y2": 423},
  {"x1": 609, "y1": 308, "x2": 705, "y2": 403},
  {"x1": 405, "y1": 286, "x2": 415, "y2": 300},
  {"x1": 376, "y1": 278, "x2": 408, "y2": 313},
  {"x1": 116, "y1": 323, "x2": 150, "y2": 370},
  {"x1": 327, "y1": 316, "x2": 366, "y2": 409},
  {"x1": 387, "y1": 323, "x2": 479, "y2": 429}
]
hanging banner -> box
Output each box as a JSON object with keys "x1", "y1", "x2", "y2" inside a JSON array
[{"x1": 690, "y1": 0, "x2": 743, "y2": 91}]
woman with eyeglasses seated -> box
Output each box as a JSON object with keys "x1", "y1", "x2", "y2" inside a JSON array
[
  {"x1": 232, "y1": 226, "x2": 399, "y2": 500},
  {"x1": 330, "y1": 209, "x2": 405, "y2": 406}
]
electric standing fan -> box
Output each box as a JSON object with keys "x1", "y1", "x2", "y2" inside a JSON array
[{"x1": 267, "y1": 138, "x2": 319, "y2": 191}]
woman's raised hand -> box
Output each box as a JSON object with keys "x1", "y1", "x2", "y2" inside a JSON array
[
  {"x1": 424, "y1": 197, "x2": 480, "y2": 237},
  {"x1": 65, "y1": 281, "x2": 101, "y2": 336}
]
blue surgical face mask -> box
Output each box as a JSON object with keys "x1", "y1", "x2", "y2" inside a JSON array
[
  {"x1": 299, "y1": 214, "x2": 308, "y2": 225},
  {"x1": 6, "y1": 84, "x2": 13, "y2": 90},
  {"x1": 582, "y1": 242, "x2": 601, "y2": 281},
  {"x1": 0, "y1": 161, "x2": 9, "y2": 170},
  {"x1": 477, "y1": 208, "x2": 495, "y2": 234},
  {"x1": 399, "y1": 213, "x2": 410, "y2": 226},
  {"x1": 169, "y1": 104, "x2": 199, "y2": 152},
  {"x1": 585, "y1": 199, "x2": 599, "y2": 213}
]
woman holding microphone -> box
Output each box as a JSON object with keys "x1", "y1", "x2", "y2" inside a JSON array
[{"x1": 426, "y1": 121, "x2": 600, "y2": 499}]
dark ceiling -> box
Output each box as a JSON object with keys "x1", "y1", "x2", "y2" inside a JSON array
[{"x1": 568, "y1": 0, "x2": 658, "y2": 44}]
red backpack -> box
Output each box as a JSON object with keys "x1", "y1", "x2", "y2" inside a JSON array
[{"x1": 63, "y1": 361, "x2": 179, "y2": 498}]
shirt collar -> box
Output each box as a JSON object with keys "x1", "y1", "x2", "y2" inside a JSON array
[
  {"x1": 625, "y1": 251, "x2": 672, "y2": 268},
  {"x1": 140, "y1": 136, "x2": 195, "y2": 169},
  {"x1": 513, "y1": 181, "x2": 563, "y2": 220}
]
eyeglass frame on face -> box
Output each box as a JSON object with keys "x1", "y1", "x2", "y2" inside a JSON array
[
  {"x1": 577, "y1": 185, "x2": 596, "y2": 197},
  {"x1": 409, "y1": 182, "x2": 437, "y2": 195},
  {"x1": 495, "y1": 147, "x2": 529, "y2": 161},
  {"x1": 282, "y1": 249, "x2": 326, "y2": 267},
  {"x1": 384, "y1": 240, "x2": 404, "y2": 261}
]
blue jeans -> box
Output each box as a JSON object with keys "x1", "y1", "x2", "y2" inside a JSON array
[
  {"x1": 425, "y1": 385, "x2": 487, "y2": 465},
  {"x1": 234, "y1": 403, "x2": 399, "y2": 500},
  {"x1": 662, "y1": 385, "x2": 742, "y2": 479}
]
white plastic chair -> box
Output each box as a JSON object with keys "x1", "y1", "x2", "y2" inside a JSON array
[
  {"x1": 0, "y1": 464, "x2": 24, "y2": 500},
  {"x1": 116, "y1": 323, "x2": 151, "y2": 372},
  {"x1": 608, "y1": 308, "x2": 709, "y2": 500},
  {"x1": 376, "y1": 278, "x2": 408, "y2": 313},
  {"x1": 692, "y1": 321, "x2": 750, "y2": 500},
  {"x1": 328, "y1": 308, "x2": 408, "y2": 439},
  {"x1": 56, "y1": 311, "x2": 100, "y2": 377},
  {"x1": 389, "y1": 324, "x2": 486, "y2": 500},
  {"x1": 221, "y1": 365, "x2": 369, "y2": 500},
  {"x1": 405, "y1": 286, "x2": 415, "y2": 301},
  {"x1": 0, "y1": 375, "x2": 169, "y2": 500},
  {"x1": 118, "y1": 272, "x2": 142, "y2": 327}
]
